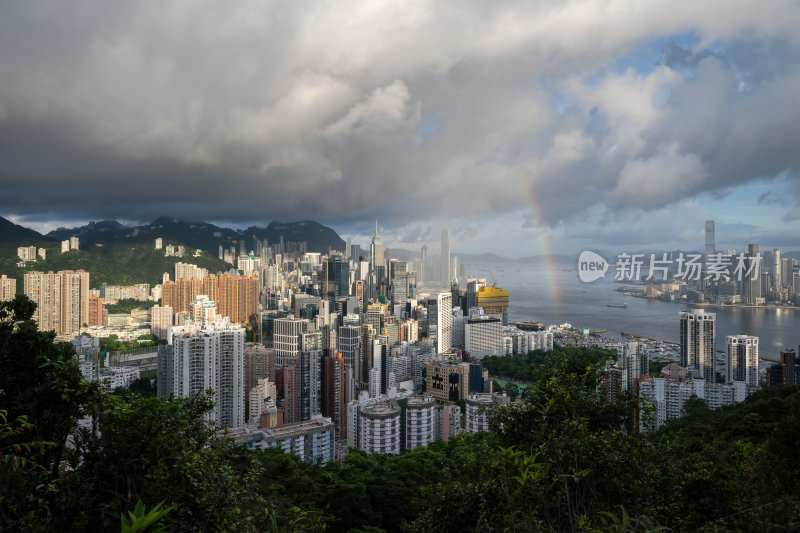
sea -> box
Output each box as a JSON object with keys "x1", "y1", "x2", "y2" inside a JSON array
[{"x1": 465, "y1": 262, "x2": 800, "y2": 357}]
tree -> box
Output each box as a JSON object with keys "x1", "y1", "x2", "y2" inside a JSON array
[{"x1": 0, "y1": 295, "x2": 99, "y2": 478}]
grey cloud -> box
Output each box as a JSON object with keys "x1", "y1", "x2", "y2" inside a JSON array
[{"x1": 1, "y1": 1, "x2": 800, "y2": 243}]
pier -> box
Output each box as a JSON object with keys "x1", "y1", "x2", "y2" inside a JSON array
[{"x1": 621, "y1": 331, "x2": 678, "y2": 345}]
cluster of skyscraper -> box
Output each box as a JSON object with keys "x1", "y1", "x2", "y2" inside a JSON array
[{"x1": 604, "y1": 308, "x2": 762, "y2": 431}]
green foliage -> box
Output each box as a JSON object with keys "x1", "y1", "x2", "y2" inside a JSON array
[
  {"x1": 0, "y1": 239, "x2": 229, "y2": 290},
  {"x1": 120, "y1": 499, "x2": 174, "y2": 533},
  {"x1": 99, "y1": 333, "x2": 162, "y2": 352},
  {"x1": 105, "y1": 299, "x2": 158, "y2": 314},
  {"x1": 4, "y1": 318, "x2": 800, "y2": 532},
  {"x1": 648, "y1": 360, "x2": 667, "y2": 376}
]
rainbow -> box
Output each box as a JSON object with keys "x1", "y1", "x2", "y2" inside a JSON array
[{"x1": 521, "y1": 173, "x2": 563, "y2": 310}]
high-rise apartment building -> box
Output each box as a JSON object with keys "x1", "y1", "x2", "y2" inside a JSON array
[
  {"x1": 322, "y1": 353, "x2": 346, "y2": 440},
  {"x1": 151, "y1": 305, "x2": 174, "y2": 339},
  {"x1": 680, "y1": 309, "x2": 716, "y2": 381},
  {"x1": 0, "y1": 274, "x2": 16, "y2": 301},
  {"x1": 338, "y1": 324, "x2": 361, "y2": 387},
  {"x1": 405, "y1": 395, "x2": 435, "y2": 450},
  {"x1": 622, "y1": 340, "x2": 648, "y2": 392},
  {"x1": 279, "y1": 364, "x2": 300, "y2": 424},
  {"x1": 249, "y1": 377, "x2": 278, "y2": 425},
  {"x1": 163, "y1": 274, "x2": 258, "y2": 325},
  {"x1": 88, "y1": 295, "x2": 104, "y2": 327},
  {"x1": 766, "y1": 348, "x2": 799, "y2": 386},
  {"x1": 298, "y1": 347, "x2": 321, "y2": 421},
  {"x1": 24, "y1": 271, "x2": 59, "y2": 332},
  {"x1": 359, "y1": 403, "x2": 401, "y2": 455},
  {"x1": 274, "y1": 317, "x2": 309, "y2": 367},
  {"x1": 245, "y1": 343, "x2": 275, "y2": 392},
  {"x1": 24, "y1": 270, "x2": 89, "y2": 334},
  {"x1": 17, "y1": 246, "x2": 37, "y2": 261},
  {"x1": 174, "y1": 262, "x2": 209, "y2": 281},
  {"x1": 726, "y1": 335, "x2": 759, "y2": 387},
  {"x1": 158, "y1": 318, "x2": 245, "y2": 428}
]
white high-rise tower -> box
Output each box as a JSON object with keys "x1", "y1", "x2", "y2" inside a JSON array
[
  {"x1": 441, "y1": 228, "x2": 450, "y2": 286},
  {"x1": 726, "y1": 335, "x2": 759, "y2": 387},
  {"x1": 680, "y1": 309, "x2": 716, "y2": 381}
]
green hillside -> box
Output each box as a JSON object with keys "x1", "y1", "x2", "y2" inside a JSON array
[
  {"x1": 45, "y1": 216, "x2": 346, "y2": 256},
  {"x1": 0, "y1": 238, "x2": 230, "y2": 291}
]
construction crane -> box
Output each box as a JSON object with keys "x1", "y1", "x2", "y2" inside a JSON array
[{"x1": 478, "y1": 269, "x2": 497, "y2": 288}]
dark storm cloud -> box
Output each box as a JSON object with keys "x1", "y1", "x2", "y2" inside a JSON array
[{"x1": 1, "y1": 0, "x2": 800, "y2": 243}]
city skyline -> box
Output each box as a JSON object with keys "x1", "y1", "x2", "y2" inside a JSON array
[{"x1": 1, "y1": 3, "x2": 800, "y2": 256}]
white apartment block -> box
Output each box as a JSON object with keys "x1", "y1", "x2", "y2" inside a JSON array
[
  {"x1": 17, "y1": 246, "x2": 37, "y2": 261},
  {"x1": 359, "y1": 403, "x2": 401, "y2": 455},
  {"x1": 436, "y1": 404, "x2": 463, "y2": 442},
  {"x1": 638, "y1": 373, "x2": 756, "y2": 432},
  {"x1": 726, "y1": 335, "x2": 759, "y2": 387},
  {"x1": 464, "y1": 316, "x2": 503, "y2": 359},
  {"x1": 159, "y1": 318, "x2": 245, "y2": 429},
  {"x1": 465, "y1": 393, "x2": 495, "y2": 433},
  {"x1": 249, "y1": 377, "x2": 277, "y2": 425},
  {"x1": 174, "y1": 262, "x2": 209, "y2": 281},
  {"x1": 405, "y1": 395, "x2": 436, "y2": 450},
  {"x1": 150, "y1": 305, "x2": 174, "y2": 339}
]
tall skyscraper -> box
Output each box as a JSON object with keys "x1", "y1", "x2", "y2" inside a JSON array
[
  {"x1": 274, "y1": 317, "x2": 309, "y2": 367},
  {"x1": 743, "y1": 244, "x2": 762, "y2": 304},
  {"x1": 726, "y1": 335, "x2": 759, "y2": 387},
  {"x1": 322, "y1": 352, "x2": 346, "y2": 440},
  {"x1": 704, "y1": 220, "x2": 715, "y2": 257},
  {"x1": 773, "y1": 248, "x2": 782, "y2": 294},
  {"x1": 441, "y1": 228, "x2": 450, "y2": 285},
  {"x1": 370, "y1": 222, "x2": 384, "y2": 299},
  {"x1": 680, "y1": 309, "x2": 716, "y2": 381},
  {"x1": 338, "y1": 324, "x2": 361, "y2": 385},
  {"x1": 298, "y1": 348, "x2": 321, "y2": 421},
  {"x1": 420, "y1": 245, "x2": 428, "y2": 283},
  {"x1": 428, "y1": 292, "x2": 453, "y2": 354}
]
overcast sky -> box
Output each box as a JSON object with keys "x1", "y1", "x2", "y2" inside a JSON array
[{"x1": 2, "y1": 1, "x2": 799, "y2": 256}]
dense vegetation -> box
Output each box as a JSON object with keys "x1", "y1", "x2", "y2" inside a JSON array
[
  {"x1": 2, "y1": 295, "x2": 800, "y2": 531},
  {"x1": 99, "y1": 333, "x2": 163, "y2": 353},
  {"x1": 104, "y1": 299, "x2": 158, "y2": 315},
  {"x1": 0, "y1": 240, "x2": 229, "y2": 291}
]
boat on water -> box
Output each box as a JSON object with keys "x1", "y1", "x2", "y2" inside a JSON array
[{"x1": 607, "y1": 302, "x2": 628, "y2": 308}]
